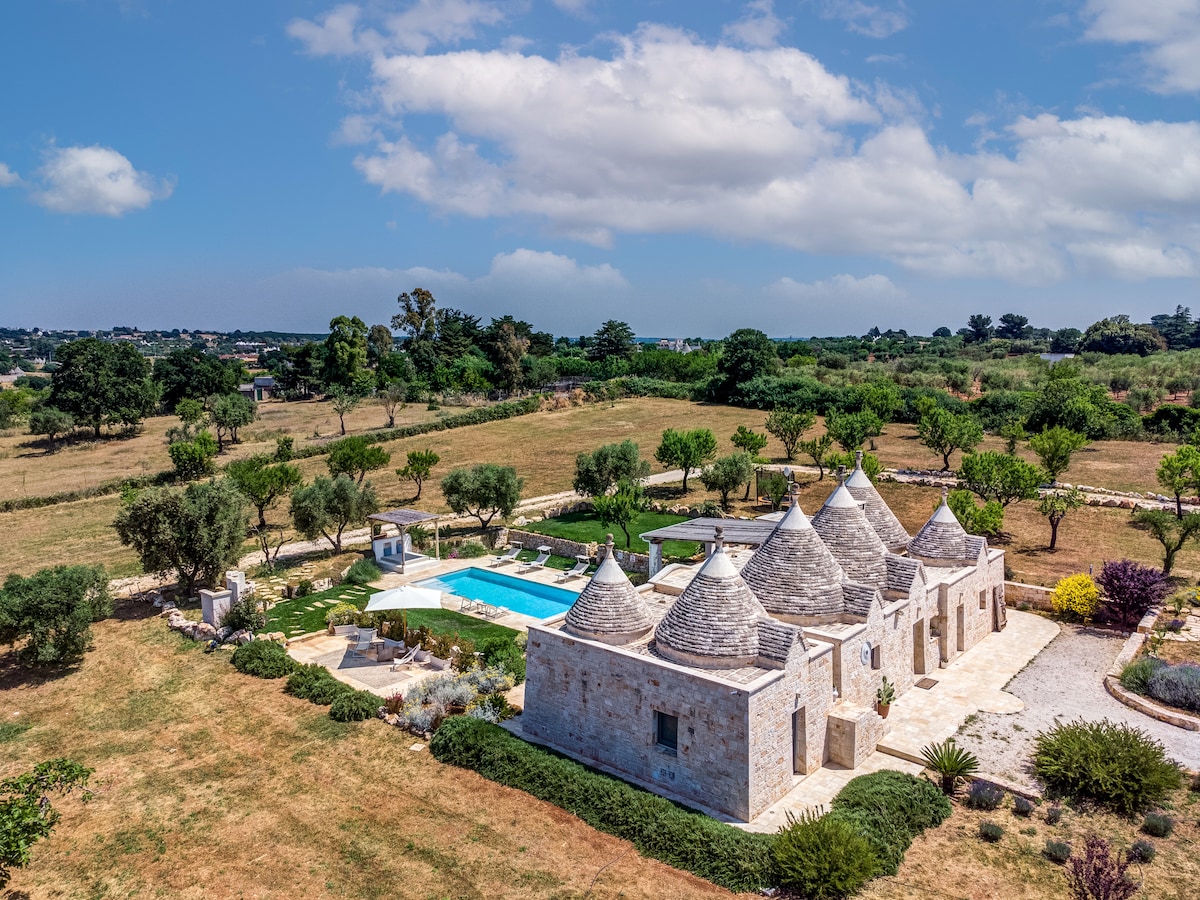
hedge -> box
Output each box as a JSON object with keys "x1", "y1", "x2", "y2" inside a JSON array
[
  {"x1": 0, "y1": 470, "x2": 173, "y2": 513},
  {"x1": 428, "y1": 717, "x2": 775, "y2": 892},
  {"x1": 828, "y1": 770, "x2": 952, "y2": 876}
]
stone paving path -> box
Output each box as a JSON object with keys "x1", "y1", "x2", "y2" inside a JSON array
[{"x1": 953, "y1": 624, "x2": 1200, "y2": 792}]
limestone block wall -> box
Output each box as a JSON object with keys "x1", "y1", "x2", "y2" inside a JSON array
[
  {"x1": 934, "y1": 552, "x2": 1005, "y2": 664},
  {"x1": 1004, "y1": 580, "x2": 1054, "y2": 611},
  {"x1": 523, "y1": 627, "x2": 760, "y2": 820}
]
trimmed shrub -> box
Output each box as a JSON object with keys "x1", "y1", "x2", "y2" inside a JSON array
[
  {"x1": 1013, "y1": 796, "x2": 1035, "y2": 818},
  {"x1": 231, "y1": 640, "x2": 297, "y2": 679},
  {"x1": 1050, "y1": 573, "x2": 1101, "y2": 621},
  {"x1": 1046, "y1": 806, "x2": 1064, "y2": 826},
  {"x1": 429, "y1": 717, "x2": 775, "y2": 893},
  {"x1": 449, "y1": 542, "x2": 489, "y2": 559},
  {"x1": 478, "y1": 635, "x2": 526, "y2": 684},
  {"x1": 773, "y1": 809, "x2": 877, "y2": 899},
  {"x1": 344, "y1": 558, "x2": 382, "y2": 585},
  {"x1": 1127, "y1": 840, "x2": 1155, "y2": 864},
  {"x1": 285, "y1": 664, "x2": 349, "y2": 706},
  {"x1": 221, "y1": 596, "x2": 265, "y2": 634},
  {"x1": 325, "y1": 602, "x2": 359, "y2": 627},
  {"x1": 979, "y1": 821, "x2": 1004, "y2": 842},
  {"x1": 1066, "y1": 835, "x2": 1139, "y2": 900},
  {"x1": 828, "y1": 770, "x2": 951, "y2": 877},
  {"x1": 1033, "y1": 719, "x2": 1183, "y2": 816},
  {"x1": 966, "y1": 780, "x2": 1005, "y2": 811},
  {"x1": 1140, "y1": 813, "x2": 1173, "y2": 838},
  {"x1": 1119, "y1": 657, "x2": 1166, "y2": 695},
  {"x1": 329, "y1": 689, "x2": 380, "y2": 722},
  {"x1": 1045, "y1": 840, "x2": 1073, "y2": 864},
  {"x1": 296, "y1": 579, "x2": 314, "y2": 598},
  {"x1": 1146, "y1": 663, "x2": 1200, "y2": 712}
]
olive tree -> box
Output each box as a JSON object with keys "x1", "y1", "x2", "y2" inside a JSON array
[
  {"x1": 764, "y1": 409, "x2": 814, "y2": 461},
  {"x1": 1130, "y1": 509, "x2": 1200, "y2": 575},
  {"x1": 654, "y1": 428, "x2": 717, "y2": 492},
  {"x1": 1029, "y1": 426, "x2": 1089, "y2": 482},
  {"x1": 326, "y1": 435, "x2": 391, "y2": 484},
  {"x1": 573, "y1": 440, "x2": 650, "y2": 498},
  {"x1": 28, "y1": 407, "x2": 74, "y2": 451},
  {"x1": 957, "y1": 451, "x2": 1044, "y2": 507},
  {"x1": 290, "y1": 475, "x2": 379, "y2": 552},
  {"x1": 1, "y1": 759, "x2": 93, "y2": 888},
  {"x1": 440, "y1": 464, "x2": 523, "y2": 529},
  {"x1": 700, "y1": 452, "x2": 755, "y2": 510},
  {"x1": 1037, "y1": 487, "x2": 1085, "y2": 551},
  {"x1": 226, "y1": 454, "x2": 303, "y2": 528},
  {"x1": 915, "y1": 401, "x2": 983, "y2": 471},
  {"x1": 397, "y1": 448, "x2": 441, "y2": 501},
  {"x1": 209, "y1": 393, "x2": 256, "y2": 451},
  {"x1": 0, "y1": 565, "x2": 111, "y2": 666},
  {"x1": 592, "y1": 479, "x2": 648, "y2": 548}
]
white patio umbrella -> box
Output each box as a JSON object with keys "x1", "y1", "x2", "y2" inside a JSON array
[{"x1": 364, "y1": 585, "x2": 444, "y2": 613}]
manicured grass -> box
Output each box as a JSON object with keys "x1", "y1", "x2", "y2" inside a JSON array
[
  {"x1": 514, "y1": 548, "x2": 596, "y2": 573},
  {"x1": 401, "y1": 609, "x2": 518, "y2": 644},
  {"x1": 520, "y1": 510, "x2": 700, "y2": 557},
  {"x1": 265, "y1": 584, "x2": 379, "y2": 637}
]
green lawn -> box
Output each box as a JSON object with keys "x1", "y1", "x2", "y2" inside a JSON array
[
  {"x1": 520, "y1": 511, "x2": 700, "y2": 558},
  {"x1": 265, "y1": 584, "x2": 380, "y2": 637},
  {"x1": 265, "y1": 586, "x2": 519, "y2": 644}
]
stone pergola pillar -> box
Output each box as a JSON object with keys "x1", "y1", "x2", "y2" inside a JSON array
[{"x1": 648, "y1": 539, "x2": 664, "y2": 576}]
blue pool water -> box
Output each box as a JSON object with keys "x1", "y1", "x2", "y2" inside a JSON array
[{"x1": 417, "y1": 567, "x2": 578, "y2": 619}]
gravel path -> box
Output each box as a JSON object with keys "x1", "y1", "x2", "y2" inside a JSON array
[{"x1": 955, "y1": 625, "x2": 1200, "y2": 791}]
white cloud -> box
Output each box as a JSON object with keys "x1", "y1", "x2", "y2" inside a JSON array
[
  {"x1": 865, "y1": 53, "x2": 904, "y2": 64},
  {"x1": 288, "y1": 0, "x2": 506, "y2": 56},
  {"x1": 30, "y1": 145, "x2": 173, "y2": 216},
  {"x1": 723, "y1": 0, "x2": 786, "y2": 49},
  {"x1": 814, "y1": 1, "x2": 909, "y2": 39},
  {"x1": 1082, "y1": 0, "x2": 1200, "y2": 93},
  {"x1": 295, "y1": 10, "x2": 1200, "y2": 284},
  {"x1": 767, "y1": 273, "x2": 904, "y2": 300},
  {"x1": 550, "y1": 0, "x2": 591, "y2": 15},
  {"x1": 0, "y1": 163, "x2": 20, "y2": 187},
  {"x1": 262, "y1": 249, "x2": 629, "y2": 334}
]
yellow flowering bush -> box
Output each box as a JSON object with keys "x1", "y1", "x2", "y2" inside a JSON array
[{"x1": 1050, "y1": 573, "x2": 1100, "y2": 621}]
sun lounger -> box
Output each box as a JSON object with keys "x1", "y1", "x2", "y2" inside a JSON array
[
  {"x1": 390, "y1": 643, "x2": 419, "y2": 671},
  {"x1": 459, "y1": 595, "x2": 482, "y2": 614},
  {"x1": 490, "y1": 544, "x2": 521, "y2": 567},
  {"x1": 350, "y1": 627, "x2": 377, "y2": 655},
  {"x1": 480, "y1": 603, "x2": 503, "y2": 620},
  {"x1": 556, "y1": 555, "x2": 590, "y2": 582},
  {"x1": 519, "y1": 546, "x2": 552, "y2": 573}
]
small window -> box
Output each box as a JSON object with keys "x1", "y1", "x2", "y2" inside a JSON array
[
  {"x1": 655, "y1": 711, "x2": 678, "y2": 753},
  {"x1": 979, "y1": 589, "x2": 987, "y2": 610},
  {"x1": 870, "y1": 645, "x2": 882, "y2": 670}
]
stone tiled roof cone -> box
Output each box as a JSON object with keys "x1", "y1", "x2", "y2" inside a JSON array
[
  {"x1": 909, "y1": 491, "x2": 973, "y2": 562},
  {"x1": 739, "y1": 489, "x2": 847, "y2": 621},
  {"x1": 654, "y1": 527, "x2": 768, "y2": 668},
  {"x1": 811, "y1": 478, "x2": 890, "y2": 588},
  {"x1": 563, "y1": 536, "x2": 653, "y2": 645},
  {"x1": 844, "y1": 450, "x2": 910, "y2": 550}
]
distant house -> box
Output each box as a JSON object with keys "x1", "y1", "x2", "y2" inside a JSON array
[
  {"x1": 656, "y1": 338, "x2": 695, "y2": 353},
  {"x1": 1039, "y1": 352, "x2": 1076, "y2": 366},
  {"x1": 0, "y1": 367, "x2": 24, "y2": 385},
  {"x1": 238, "y1": 375, "x2": 276, "y2": 401}
]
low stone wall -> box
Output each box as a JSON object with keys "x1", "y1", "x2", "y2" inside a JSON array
[
  {"x1": 1004, "y1": 581, "x2": 1055, "y2": 611},
  {"x1": 496, "y1": 529, "x2": 651, "y2": 574}
]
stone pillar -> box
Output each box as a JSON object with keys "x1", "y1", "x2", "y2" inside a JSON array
[
  {"x1": 200, "y1": 589, "x2": 233, "y2": 627},
  {"x1": 648, "y1": 539, "x2": 664, "y2": 576},
  {"x1": 225, "y1": 571, "x2": 246, "y2": 604}
]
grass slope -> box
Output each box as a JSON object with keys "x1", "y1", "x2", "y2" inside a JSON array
[{"x1": 519, "y1": 510, "x2": 698, "y2": 556}]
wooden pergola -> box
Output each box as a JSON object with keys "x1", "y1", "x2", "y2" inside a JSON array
[{"x1": 368, "y1": 508, "x2": 441, "y2": 574}]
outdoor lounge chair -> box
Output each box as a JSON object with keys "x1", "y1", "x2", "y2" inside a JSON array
[
  {"x1": 489, "y1": 543, "x2": 521, "y2": 567},
  {"x1": 556, "y1": 555, "x2": 590, "y2": 582},
  {"x1": 519, "y1": 546, "x2": 552, "y2": 573},
  {"x1": 458, "y1": 595, "x2": 482, "y2": 614},
  {"x1": 350, "y1": 627, "x2": 377, "y2": 655},
  {"x1": 480, "y1": 602, "x2": 503, "y2": 620},
  {"x1": 390, "y1": 643, "x2": 419, "y2": 671}
]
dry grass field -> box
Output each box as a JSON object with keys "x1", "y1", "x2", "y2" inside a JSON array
[
  {"x1": 5, "y1": 605, "x2": 1197, "y2": 900},
  {"x1": 1, "y1": 608, "x2": 744, "y2": 900}
]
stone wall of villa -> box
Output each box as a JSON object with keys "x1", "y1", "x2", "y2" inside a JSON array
[
  {"x1": 931, "y1": 551, "x2": 1006, "y2": 664},
  {"x1": 1003, "y1": 580, "x2": 1055, "y2": 611}
]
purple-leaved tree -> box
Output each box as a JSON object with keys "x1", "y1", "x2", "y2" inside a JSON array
[{"x1": 1096, "y1": 559, "x2": 1171, "y2": 629}]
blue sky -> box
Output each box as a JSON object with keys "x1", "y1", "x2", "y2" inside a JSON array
[{"x1": 2, "y1": 0, "x2": 1200, "y2": 338}]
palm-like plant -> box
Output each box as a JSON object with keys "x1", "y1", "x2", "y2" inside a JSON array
[{"x1": 920, "y1": 738, "x2": 979, "y2": 795}]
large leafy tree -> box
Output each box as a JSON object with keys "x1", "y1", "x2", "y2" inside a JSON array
[
  {"x1": 326, "y1": 435, "x2": 391, "y2": 484},
  {"x1": 114, "y1": 480, "x2": 249, "y2": 595},
  {"x1": 1096, "y1": 559, "x2": 1171, "y2": 628},
  {"x1": 957, "y1": 451, "x2": 1043, "y2": 507},
  {"x1": 322, "y1": 315, "x2": 370, "y2": 392},
  {"x1": 700, "y1": 452, "x2": 755, "y2": 510},
  {"x1": 995, "y1": 313, "x2": 1031, "y2": 340},
  {"x1": 485, "y1": 320, "x2": 528, "y2": 392},
  {"x1": 152, "y1": 347, "x2": 242, "y2": 409},
  {"x1": 208, "y1": 393, "x2": 256, "y2": 451},
  {"x1": 592, "y1": 479, "x2": 649, "y2": 548},
  {"x1": 1079, "y1": 315, "x2": 1166, "y2": 356},
  {"x1": 226, "y1": 455, "x2": 303, "y2": 528},
  {"x1": 915, "y1": 401, "x2": 983, "y2": 471},
  {"x1": 49, "y1": 337, "x2": 159, "y2": 438},
  {"x1": 714, "y1": 328, "x2": 778, "y2": 397},
  {"x1": 573, "y1": 440, "x2": 650, "y2": 498},
  {"x1": 654, "y1": 427, "x2": 718, "y2": 492},
  {"x1": 0, "y1": 565, "x2": 111, "y2": 666},
  {"x1": 824, "y1": 410, "x2": 883, "y2": 453},
  {"x1": 1028, "y1": 426, "x2": 1089, "y2": 482},
  {"x1": 397, "y1": 449, "x2": 441, "y2": 500},
  {"x1": 1, "y1": 759, "x2": 94, "y2": 888},
  {"x1": 589, "y1": 320, "x2": 636, "y2": 362},
  {"x1": 290, "y1": 474, "x2": 379, "y2": 552},
  {"x1": 961, "y1": 314, "x2": 993, "y2": 343},
  {"x1": 1024, "y1": 366, "x2": 1120, "y2": 439},
  {"x1": 1129, "y1": 508, "x2": 1200, "y2": 575},
  {"x1": 440, "y1": 464, "x2": 523, "y2": 529},
  {"x1": 765, "y1": 409, "x2": 815, "y2": 461}
]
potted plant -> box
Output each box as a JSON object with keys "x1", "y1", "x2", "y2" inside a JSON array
[{"x1": 876, "y1": 675, "x2": 896, "y2": 718}]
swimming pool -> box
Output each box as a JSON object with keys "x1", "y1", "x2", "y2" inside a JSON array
[{"x1": 416, "y1": 567, "x2": 579, "y2": 620}]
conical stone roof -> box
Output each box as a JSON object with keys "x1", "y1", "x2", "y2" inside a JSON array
[
  {"x1": 563, "y1": 537, "x2": 653, "y2": 644},
  {"x1": 739, "y1": 494, "x2": 846, "y2": 620},
  {"x1": 845, "y1": 451, "x2": 910, "y2": 550},
  {"x1": 909, "y1": 492, "x2": 971, "y2": 562},
  {"x1": 811, "y1": 479, "x2": 889, "y2": 588},
  {"x1": 654, "y1": 528, "x2": 768, "y2": 668}
]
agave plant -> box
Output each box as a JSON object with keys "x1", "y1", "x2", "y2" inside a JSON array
[{"x1": 920, "y1": 738, "x2": 980, "y2": 795}]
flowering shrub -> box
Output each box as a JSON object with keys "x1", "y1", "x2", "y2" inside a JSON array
[
  {"x1": 325, "y1": 602, "x2": 359, "y2": 626},
  {"x1": 395, "y1": 667, "x2": 516, "y2": 734},
  {"x1": 1050, "y1": 573, "x2": 1101, "y2": 621}
]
